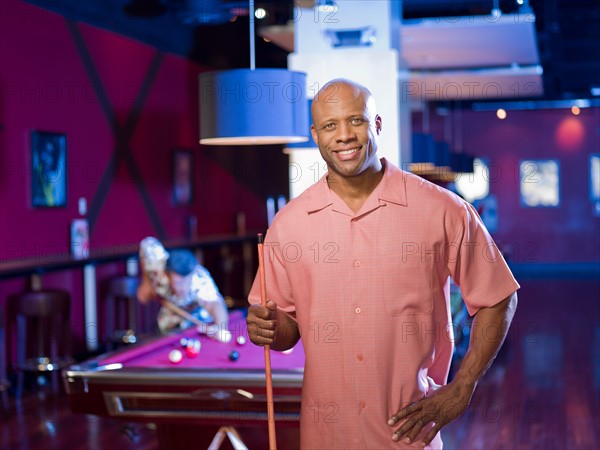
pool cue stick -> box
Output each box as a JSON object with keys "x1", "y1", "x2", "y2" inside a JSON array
[
  {"x1": 159, "y1": 299, "x2": 232, "y2": 344},
  {"x1": 159, "y1": 299, "x2": 206, "y2": 328},
  {"x1": 258, "y1": 233, "x2": 277, "y2": 450}
]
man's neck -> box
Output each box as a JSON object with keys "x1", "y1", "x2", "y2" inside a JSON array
[{"x1": 327, "y1": 161, "x2": 385, "y2": 214}]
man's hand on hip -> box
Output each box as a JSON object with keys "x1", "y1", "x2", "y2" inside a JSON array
[{"x1": 388, "y1": 378, "x2": 474, "y2": 446}]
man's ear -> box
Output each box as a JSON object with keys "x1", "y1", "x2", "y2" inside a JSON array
[{"x1": 375, "y1": 115, "x2": 382, "y2": 135}]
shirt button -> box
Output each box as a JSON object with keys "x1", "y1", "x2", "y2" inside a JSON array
[
  {"x1": 354, "y1": 260, "x2": 361, "y2": 267},
  {"x1": 360, "y1": 401, "x2": 366, "y2": 409},
  {"x1": 355, "y1": 307, "x2": 361, "y2": 314},
  {"x1": 357, "y1": 354, "x2": 363, "y2": 361}
]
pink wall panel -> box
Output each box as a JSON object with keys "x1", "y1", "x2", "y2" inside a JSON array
[
  {"x1": 77, "y1": 22, "x2": 157, "y2": 126},
  {"x1": 0, "y1": 4, "x2": 108, "y2": 257},
  {"x1": 0, "y1": 1, "x2": 269, "y2": 356},
  {"x1": 414, "y1": 107, "x2": 600, "y2": 263}
]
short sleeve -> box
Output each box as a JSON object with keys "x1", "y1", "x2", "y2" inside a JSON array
[
  {"x1": 448, "y1": 202, "x2": 520, "y2": 315},
  {"x1": 190, "y1": 265, "x2": 223, "y2": 303},
  {"x1": 139, "y1": 237, "x2": 168, "y2": 272},
  {"x1": 247, "y1": 223, "x2": 296, "y2": 314}
]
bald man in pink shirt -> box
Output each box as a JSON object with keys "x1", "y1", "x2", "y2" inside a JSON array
[{"x1": 247, "y1": 79, "x2": 519, "y2": 449}]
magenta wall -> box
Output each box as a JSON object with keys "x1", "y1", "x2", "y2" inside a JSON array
[
  {"x1": 413, "y1": 107, "x2": 600, "y2": 264},
  {"x1": 0, "y1": 1, "x2": 268, "y2": 354}
]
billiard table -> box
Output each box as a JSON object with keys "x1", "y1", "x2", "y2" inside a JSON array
[{"x1": 63, "y1": 310, "x2": 304, "y2": 449}]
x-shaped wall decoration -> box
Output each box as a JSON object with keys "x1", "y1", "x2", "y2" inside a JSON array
[{"x1": 67, "y1": 20, "x2": 167, "y2": 240}]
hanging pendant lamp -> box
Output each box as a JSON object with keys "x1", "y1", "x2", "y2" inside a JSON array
[{"x1": 199, "y1": 1, "x2": 309, "y2": 146}]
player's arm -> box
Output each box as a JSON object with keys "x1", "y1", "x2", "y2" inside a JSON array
[
  {"x1": 192, "y1": 265, "x2": 230, "y2": 333},
  {"x1": 389, "y1": 291, "x2": 518, "y2": 445},
  {"x1": 247, "y1": 300, "x2": 300, "y2": 352},
  {"x1": 202, "y1": 294, "x2": 230, "y2": 330},
  {"x1": 137, "y1": 270, "x2": 157, "y2": 304},
  {"x1": 196, "y1": 296, "x2": 231, "y2": 343},
  {"x1": 137, "y1": 237, "x2": 169, "y2": 304}
]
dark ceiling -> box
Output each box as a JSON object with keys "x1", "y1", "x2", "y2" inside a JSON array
[{"x1": 23, "y1": 0, "x2": 600, "y2": 102}]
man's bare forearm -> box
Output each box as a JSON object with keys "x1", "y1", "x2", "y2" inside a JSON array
[{"x1": 453, "y1": 291, "x2": 518, "y2": 389}]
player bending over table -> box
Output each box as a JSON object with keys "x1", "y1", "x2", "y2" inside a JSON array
[{"x1": 137, "y1": 237, "x2": 230, "y2": 342}]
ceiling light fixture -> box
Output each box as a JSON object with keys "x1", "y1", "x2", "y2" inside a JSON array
[
  {"x1": 254, "y1": 7, "x2": 267, "y2": 20},
  {"x1": 317, "y1": 1, "x2": 338, "y2": 12},
  {"x1": 199, "y1": 0, "x2": 309, "y2": 146}
]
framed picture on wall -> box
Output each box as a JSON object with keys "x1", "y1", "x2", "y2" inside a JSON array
[
  {"x1": 519, "y1": 159, "x2": 560, "y2": 207},
  {"x1": 173, "y1": 149, "x2": 193, "y2": 205},
  {"x1": 31, "y1": 131, "x2": 67, "y2": 208}
]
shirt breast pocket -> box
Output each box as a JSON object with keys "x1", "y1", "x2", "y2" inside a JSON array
[{"x1": 381, "y1": 252, "x2": 434, "y2": 316}]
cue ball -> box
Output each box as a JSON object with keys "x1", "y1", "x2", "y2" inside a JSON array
[
  {"x1": 218, "y1": 330, "x2": 232, "y2": 343},
  {"x1": 229, "y1": 350, "x2": 239, "y2": 361},
  {"x1": 236, "y1": 336, "x2": 247, "y2": 346},
  {"x1": 169, "y1": 349, "x2": 183, "y2": 364}
]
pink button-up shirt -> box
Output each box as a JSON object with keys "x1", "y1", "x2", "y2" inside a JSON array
[{"x1": 249, "y1": 159, "x2": 519, "y2": 449}]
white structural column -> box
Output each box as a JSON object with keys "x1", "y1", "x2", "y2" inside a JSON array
[{"x1": 287, "y1": 0, "x2": 410, "y2": 198}]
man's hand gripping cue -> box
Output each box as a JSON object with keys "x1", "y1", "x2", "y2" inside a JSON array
[{"x1": 247, "y1": 300, "x2": 300, "y2": 352}]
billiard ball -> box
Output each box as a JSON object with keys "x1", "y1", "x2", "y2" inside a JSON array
[
  {"x1": 218, "y1": 329, "x2": 232, "y2": 343},
  {"x1": 189, "y1": 339, "x2": 201, "y2": 351},
  {"x1": 180, "y1": 337, "x2": 189, "y2": 348},
  {"x1": 185, "y1": 346, "x2": 199, "y2": 358},
  {"x1": 229, "y1": 350, "x2": 240, "y2": 361},
  {"x1": 236, "y1": 336, "x2": 247, "y2": 346},
  {"x1": 169, "y1": 349, "x2": 183, "y2": 364}
]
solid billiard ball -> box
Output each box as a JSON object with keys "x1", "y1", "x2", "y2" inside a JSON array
[
  {"x1": 169, "y1": 349, "x2": 183, "y2": 364},
  {"x1": 229, "y1": 350, "x2": 240, "y2": 361},
  {"x1": 185, "y1": 346, "x2": 199, "y2": 358},
  {"x1": 180, "y1": 337, "x2": 189, "y2": 348},
  {"x1": 187, "y1": 339, "x2": 201, "y2": 352},
  {"x1": 236, "y1": 336, "x2": 247, "y2": 346}
]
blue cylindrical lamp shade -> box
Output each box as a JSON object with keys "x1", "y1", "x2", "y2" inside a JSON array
[
  {"x1": 286, "y1": 99, "x2": 318, "y2": 149},
  {"x1": 199, "y1": 69, "x2": 309, "y2": 145}
]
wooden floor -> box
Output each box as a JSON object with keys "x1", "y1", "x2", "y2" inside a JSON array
[
  {"x1": 443, "y1": 277, "x2": 600, "y2": 450},
  {"x1": 0, "y1": 385, "x2": 159, "y2": 450},
  {"x1": 1, "y1": 278, "x2": 598, "y2": 449}
]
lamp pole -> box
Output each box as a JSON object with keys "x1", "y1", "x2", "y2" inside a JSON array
[{"x1": 249, "y1": 0, "x2": 255, "y2": 71}]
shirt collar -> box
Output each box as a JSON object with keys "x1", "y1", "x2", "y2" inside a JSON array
[
  {"x1": 376, "y1": 158, "x2": 408, "y2": 207},
  {"x1": 305, "y1": 157, "x2": 407, "y2": 213},
  {"x1": 305, "y1": 175, "x2": 334, "y2": 213}
]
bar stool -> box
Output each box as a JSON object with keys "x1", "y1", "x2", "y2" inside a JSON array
[
  {"x1": 103, "y1": 276, "x2": 158, "y2": 350},
  {"x1": 10, "y1": 289, "x2": 72, "y2": 396},
  {"x1": 0, "y1": 307, "x2": 9, "y2": 412}
]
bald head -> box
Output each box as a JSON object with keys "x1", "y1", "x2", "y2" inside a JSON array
[{"x1": 311, "y1": 79, "x2": 377, "y2": 123}]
